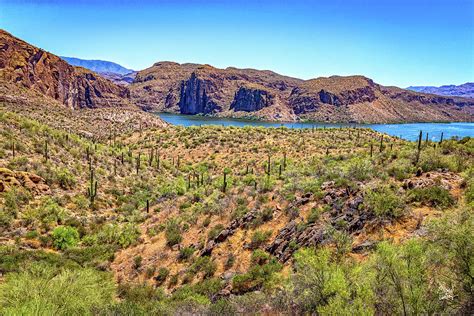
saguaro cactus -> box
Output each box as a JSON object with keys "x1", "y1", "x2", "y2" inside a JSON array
[
  {"x1": 222, "y1": 170, "x2": 228, "y2": 193},
  {"x1": 266, "y1": 155, "x2": 271, "y2": 176},
  {"x1": 415, "y1": 130, "x2": 423, "y2": 164},
  {"x1": 88, "y1": 169, "x2": 98, "y2": 204},
  {"x1": 44, "y1": 140, "x2": 49, "y2": 162},
  {"x1": 136, "y1": 153, "x2": 141, "y2": 175}
]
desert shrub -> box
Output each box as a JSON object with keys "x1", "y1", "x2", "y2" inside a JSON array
[
  {"x1": 306, "y1": 207, "x2": 321, "y2": 224},
  {"x1": 34, "y1": 197, "x2": 68, "y2": 227},
  {"x1": 300, "y1": 178, "x2": 322, "y2": 196},
  {"x1": 387, "y1": 158, "x2": 414, "y2": 180},
  {"x1": 207, "y1": 224, "x2": 224, "y2": 240},
  {"x1": 155, "y1": 267, "x2": 170, "y2": 285},
  {"x1": 209, "y1": 298, "x2": 238, "y2": 315},
  {"x1": 418, "y1": 148, "x2": 451, "y2": 172},
  {"x1": 290, "y1": 248, "x2": 374, "y2": 314},
  {"x1": 466, "y1": 180, "x2": 474, "y2": 206},
  {"x1": 64, "y1": 244, "x2": 115, "y2": 267},
  {"x1": 55, "y1": 167, "x2": 76, "y2": 189},
  {"x1": 133, "y1": 256, "x2": 143, "y2": 269},
  {"x1": 347, "y1": 158, "x2": 373, "y2": 181},
  {"x1": 165, "y1": 220, "x2": 182, "y2": 247},
  {"x1": 232, "y1": 252, "x2": 282, "y2": 294},
  {"x1": 363, "y1": 185, "x2": 406, "y2": 219},
  {"x1": 0, "y1": 264, "x2": 115, "y2": 315},
  {"x1": 52, "y1": 226, "x2": 80, "y2": 250},
  {"x1": 96, "y1": 223, "x2": 140, "y2": 249},
  {"x1": 249, "y1": 230, "x2": 272, "y2": 249},
  {"x1": 117, "y1": 283, "x2": 165, "y2": 305},
  {"x1": 179, "y1": 247, "x2": 195, "y2": 261},
  {"x1": 408, "y1": 186, "x2": 455, "y2": 209},
  {"x1": 225, "y1": 253, "x2": 236, "y2": 269},
  {"x1": 372, "y1": 240, "x2": 447, "y2": 315},
  {"x1": 2, "y1": 187, "x2": 31, "y2": 217},
  {"x1": 427, "y1": 209, "x2": 474, "y2": 311},
  {"x1": 189, "y1": 256, "x2": 217, "y2": 279},
  {"x1": 6, "y1": 156, "x2": 29, "y2": 171}
]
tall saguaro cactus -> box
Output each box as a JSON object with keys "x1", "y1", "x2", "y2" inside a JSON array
[
  {"x1": 415, "y1": 130, "x2": 423, "y2": 164},
  {"x1": 88, "y1": 168, "x2": 98, "y2": 205}
]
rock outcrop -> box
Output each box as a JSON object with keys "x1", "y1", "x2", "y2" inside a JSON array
[
  {"x1": 230, "y1": 86, "x2": 273, "y2": 112},
  {"x1": 0, "y1": 30, "x2": 130, "y2": 109},
  {"x1": 130, "y1": 62, "x2": 474, "y2": 123},
  {"x1": 178, "y1": 72, "x2": 219, "y2": 114},
  {"x1": 0, "y1": 168, "x2": 50, "y2": 195}
]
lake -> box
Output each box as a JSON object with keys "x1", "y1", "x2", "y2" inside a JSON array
[{"x1": 156, "y1": 113, "x2": 474, "y2": 142}]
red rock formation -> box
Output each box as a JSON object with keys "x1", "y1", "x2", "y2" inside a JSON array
[{"x1": 0, "y1": 29, "x2": 130, "y2": 109}]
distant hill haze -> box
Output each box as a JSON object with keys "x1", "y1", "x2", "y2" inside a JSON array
[
  {"x1": 407, "y1": 83, "x2": 474, "y2": 99},
  {"x1": 1, "y1": 29, "x2": 473, "y2": 123},
  {"x1": 61, "y1": 56, "x2": 134, "y2": 76}
]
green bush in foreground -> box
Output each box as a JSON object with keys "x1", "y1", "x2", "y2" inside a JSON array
[{"x1": 0, "y1": 264, "x2": 115, "y2": 315}]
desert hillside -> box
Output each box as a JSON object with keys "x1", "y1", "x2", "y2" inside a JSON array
[
  {"x1": 0, "y1": 30, "x2": 130, "y2": 109},
  {"x1": 0, "y1": 104, "x2": 472, "y2": 314}
]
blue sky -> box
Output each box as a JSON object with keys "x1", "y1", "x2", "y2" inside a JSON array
[{"x1": 1, "y1": 0, "x2": 473, "y2": 87}]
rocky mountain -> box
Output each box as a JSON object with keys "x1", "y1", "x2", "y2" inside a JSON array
[
  {"x1": 99, "y1": 71, "x2": 137, "y2": 85},
  {"x1": 131, "y1": 62, "x2": 474, "y2": 123},
  {"x1": 0, "y1": 30, "x2": 130, "y2": 109},
  {"x1": 407, "y1": 83, "x2": 474, "y2": 99},
  {"x1": 61, "y1": 56, "x2": 134, "y2": 75}
]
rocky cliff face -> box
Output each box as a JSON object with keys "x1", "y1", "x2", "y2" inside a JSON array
[
  {"x1": 0, "y1": 30, "x2": 130, "y2": 109},
  {"x1": 230, "y1": 86, "x2": 273, "y2": 112},
  {"x1": 178, "y1": 72, "x2": 219, "y2": 114},
  {"x1": 131, "y1": 63, "x2": 474, "y2": 123}
]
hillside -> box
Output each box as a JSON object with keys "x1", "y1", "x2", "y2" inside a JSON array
[
  {"x1": 0, "y1": 29, "x2": 167, "y2": 137},
  {"x1": 0, "y1": 30, "x2": 130, "y2": 109},
  {"x1": 61, "y1": 56, "x2": 134, "y2": 76},
  {"x1": 407, "y1": 82, "x2": 474, "y2": 98},
  {"x1": 0, "y1": 107, "x2": 473, "y2": 314},
  {"x1": 131, "y1": 62, "x2": 474, "y2": 123}
]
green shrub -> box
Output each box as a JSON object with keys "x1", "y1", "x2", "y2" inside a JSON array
[
  {"x1": 52, "y1": 226, "x2": 79, "y2": 250},
  {"x1": 347, "y1": 158, "x2": 373, "y2": 181},
  {"x1": 133, "y1": 256, "x2": 143, "y2": 269},
  {"x1": 249, "y1": 230, "x2": 272, "y2": 249},
  {"x1": 96, "y1": 223, "x2": 140, "y2": 249},
  {"x1": 207, "y1": 224, "x2": 224, "y2": 240},
  {"x1": 179, "y1": 247, "x2": 195, "y2": 261},
  {"x1": 155, "y1": 267, "x2": 170, "y2": 285},
  {"x1": 387, "y1": 158, "x2": 414, "y2": 180},
  {"x1": 408, "y1": 186, "x2": 455, "y2": 209},
  {"x1": 307, "y1": 207, "x2": 321, "y2": 224},
  {"x1": 0, "y1": 264, "x2": 115, "y2": 315},
  {"x1": 190, "y1": 256, "x2": 216, "y2": 279},
  {"x1": 55, "y1": 167, "x2": 76, "y2": 189},
  {"x1": 165, "y1": 220, "x2": 182, "y2": 247},
  {"x1": 364, "y1": 185, "x2": 406, "y2": 219}
]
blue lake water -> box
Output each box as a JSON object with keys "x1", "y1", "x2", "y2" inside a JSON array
[{"x1": 156, "y1": 113, "x2": 474, "y2": 142}]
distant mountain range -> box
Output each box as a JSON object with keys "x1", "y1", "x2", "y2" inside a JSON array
[
  {"x1": 407, "y1": 83, "x2": 474, "y2": 98},
  {"x1": 61, "y1": 56, "x2": 134, "y2": 76},
  {"x1": 1, "y1": 29, "x2": 473, "y2": 123}
]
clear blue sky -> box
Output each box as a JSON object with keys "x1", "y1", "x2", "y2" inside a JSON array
[{"x1": 1, "y1": 0, "x2": 473, "y2": 87}]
